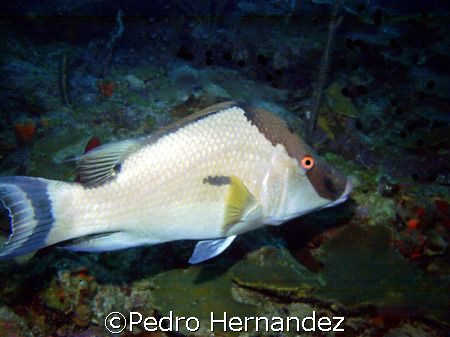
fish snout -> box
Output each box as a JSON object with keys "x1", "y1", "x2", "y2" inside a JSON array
[{"x1": 323, "y1": 177, "x2": 353, "y2": 208}]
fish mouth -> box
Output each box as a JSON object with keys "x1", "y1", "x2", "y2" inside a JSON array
[{"x1": 323, "y1": 177, "x2": 353, "y2": 208}]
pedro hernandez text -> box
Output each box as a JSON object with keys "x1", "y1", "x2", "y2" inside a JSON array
[{"x1": 105, "y1": 311, "x2": 345, "y2": 334}]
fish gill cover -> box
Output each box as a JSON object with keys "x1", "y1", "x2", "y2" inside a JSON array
[{"x1": 0, "y1": 0, "x2": 449, "y2": 336}]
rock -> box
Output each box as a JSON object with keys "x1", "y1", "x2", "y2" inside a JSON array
[
  {"x1": 230, "y1": 246, "x2": 321, "y2": 301},
  {"x1": 0, "y1": 306, "x2": 32, "y2": 337}
]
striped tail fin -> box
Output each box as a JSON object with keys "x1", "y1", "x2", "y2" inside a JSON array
[{"x1": 0, "y1": 176, "x2": 57, "y2": 259}]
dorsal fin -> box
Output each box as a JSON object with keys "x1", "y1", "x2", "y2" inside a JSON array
[
  {"x1": 77, "y1": 139, "x2": 141, "y2": 187},
  {"x1": 157, "y1": 101, "x2": 238, "y2": 133}
]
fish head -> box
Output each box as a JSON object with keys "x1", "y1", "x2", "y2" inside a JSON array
[
  {"x1": 272, "y1": 138, "x2": 352, "y2": 223},
  {"x1": 243, "y1": 105, "x2": 352, "y2": 224},
  {"x1": 291, "y1": 139, "x2": 352, "y2": 212}
]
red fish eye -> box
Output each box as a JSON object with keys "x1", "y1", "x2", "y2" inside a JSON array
[{"x1": 301, "y1": 156, "x2": 315, "y2": 170}]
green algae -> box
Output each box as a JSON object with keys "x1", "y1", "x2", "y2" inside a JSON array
[
  {"x1": 326, "y1": 82, "x2": 359, "y2": 118},
  {"x1": 151, "y1": 264, "x2": 259, "y2": 336},
  {"x1": 324, "y1": 152, "x2": 377, "y2": 188},
  {"x1": 316, "y1": 225, "x2": 450, "y2": 324}
]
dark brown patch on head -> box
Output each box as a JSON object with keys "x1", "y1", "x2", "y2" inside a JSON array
[
  {"x1": 242, "y1": 105, "x2": 348, "y2": 201},
  {"x1": 203, "y1": 175, "x2": 231, "y2": 186},
  {"x1": 324, "y1": 177, "x2": 338, "y2": 196},
  {"x1": 305, "y1": 156, "x2": 347, "y2": 200},
  {"x1": 242, "y1": 105, "x2": 310, "y2": 159}
]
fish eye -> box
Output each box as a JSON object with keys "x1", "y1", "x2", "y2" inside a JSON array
[{"x1": 301, "y1": 156, "x2": 315, "y2": 170}]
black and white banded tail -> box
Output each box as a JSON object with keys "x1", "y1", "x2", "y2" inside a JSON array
[{"x1": 0, "y1": 176, "x2": 56, "y2": 258}]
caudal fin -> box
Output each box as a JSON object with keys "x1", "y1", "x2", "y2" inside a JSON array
[{"x1": 0, "y1": 176, "x2": 57, "y2": 258}]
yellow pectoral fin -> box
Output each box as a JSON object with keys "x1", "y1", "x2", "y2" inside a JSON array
[{"x1": 223, "y1": 176, "x2": 263, "y2": 233}]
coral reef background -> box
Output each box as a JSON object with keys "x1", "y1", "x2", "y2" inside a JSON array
[{"x1": 0, "y1": 0, "x2": 449, "y2": 336}]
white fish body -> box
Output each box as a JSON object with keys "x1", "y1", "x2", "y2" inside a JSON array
[{"x1": 0, "y1": 102, "x2": 351, "y2": 263}]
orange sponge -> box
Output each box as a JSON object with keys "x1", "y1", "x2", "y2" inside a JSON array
[{"x1": 14, "y1": 122, "x2": 36, "y2": 143}]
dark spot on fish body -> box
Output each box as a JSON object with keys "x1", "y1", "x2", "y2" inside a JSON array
[
  {"x1": 237, "y1": 60, "x2": 246, "y2": 68},
  {"x1": 426, "y1": 80, "x2": 435, "y2": 90},
  {"x1": 113, "y1": 164, "x2": 121, "y2": 173},
  {"x1": 203, "y1": 176, "x2": 231, "y2": 186}
]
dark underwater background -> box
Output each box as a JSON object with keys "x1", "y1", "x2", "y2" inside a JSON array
[{"x1": 0, "y1": 0, "x2": 449, "y2": 336}]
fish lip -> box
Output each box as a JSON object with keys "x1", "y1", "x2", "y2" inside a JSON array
[
  {"x1": 342, "y1": 177, "x2": 353, "y2": 199},
  {"x1": 323, "y1": 177, "x2": 353, "y2": 208}
]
